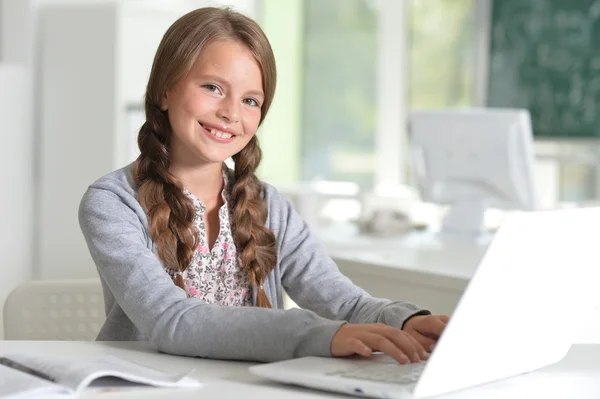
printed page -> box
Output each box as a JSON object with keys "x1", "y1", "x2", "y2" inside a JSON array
[
  {"x1": 0, "y1": 363, "x2": 68, "y2": 399},
  {"x1": 4, "y1": 353, "x2": 201, "y2": 395}
]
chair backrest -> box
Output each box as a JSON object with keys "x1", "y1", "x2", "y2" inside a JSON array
[{"x1": 3, "y1": 279, "x2": 106, "y2": 340}]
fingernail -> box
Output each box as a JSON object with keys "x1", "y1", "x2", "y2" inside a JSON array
[
  {"x1": 400, "y1": 354, "x2": 409, "y2": 363},
  {"x1": 429, "y1": 344, "x2": 436, "y2": 352}
]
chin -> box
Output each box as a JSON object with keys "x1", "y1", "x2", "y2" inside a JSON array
[
  {"x1": 190, "y1": 140, "x2": 247, "y2": 164},
  {"x1": 198, "y1": 149, "x2": 236, "y2": 164},
  {"x1": 202, "y1": 155, "x2": 231, "y2": 164}
]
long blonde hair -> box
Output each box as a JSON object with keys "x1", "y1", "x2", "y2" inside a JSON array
[{"x1": 133, "y1": 7, "x2": 277, "y2": 308}]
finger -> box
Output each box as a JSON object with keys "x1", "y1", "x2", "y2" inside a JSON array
[
  {"x1": 371, "y1": 324, "x2": 426, "y2": 362},
  {"x1": 407, "y1": 330, "x2": 437, "y2": 353},
  {"x1": 417, "y1": 317, "x2": 447, "y2": 339},
  {"x1": 350, "y1": 338, "x2": 373, "y2": 357},
  {"x1": 405, "y1": 332, "x2": 431, "y2": 359},
  {"x1": 437, "y1": 315, "x2": 450, "y2": 324},
  {"x1": 379, "y1": 329, "x2": 422, "y2": 363},
  {"x1": 362, "y1": 333, "x2": 410, "y2": 364}
]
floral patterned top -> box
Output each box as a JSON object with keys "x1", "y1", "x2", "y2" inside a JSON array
[{"x1": 164, "y1": 171, "x2": 253, "y2": 307}]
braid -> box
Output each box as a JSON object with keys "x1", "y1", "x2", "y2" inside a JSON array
[
  {"x1": 133, "y1": 101, "x2": 198, "y2": 289},
  {"x1": 231, "y1": 136, "x2": 277, "y2": 307}
]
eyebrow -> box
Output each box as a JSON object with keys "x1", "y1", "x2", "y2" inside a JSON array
[
  {"x1": 197, "y1": 74, "x2": 264, "y2": 99},
  {"x1": 245, "y1": 90, "x2": 265, "y2": 99}
]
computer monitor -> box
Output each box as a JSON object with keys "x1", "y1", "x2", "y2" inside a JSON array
[{"x1": 409, "y1": 108, "x2": 538, "y2": 236}]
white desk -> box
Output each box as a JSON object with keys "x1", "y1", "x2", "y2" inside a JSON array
[
  {"x1": 2, "y1": 341, "x2": 600, "y2": 398},
  {"x1": 318, "y1": 225, "x2": 490, "y2": 315}
]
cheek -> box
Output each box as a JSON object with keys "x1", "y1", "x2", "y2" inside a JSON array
[
  {"x1": 181, "y1": 90, "x2": 211, "y2": 116},
  {"x1": 169, "y1": 93, "x2": 213, "y2": 133},
  {"x1": 243, "y1": 111, "x2": 262, "y2": 134},
  {"x1": 172, "y1": 87, "x2": 215, "y2": 118},
  {"x1": 166, "y1": 93, "x2": 190, "y2": 128}
]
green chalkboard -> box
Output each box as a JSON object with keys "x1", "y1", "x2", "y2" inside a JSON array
[{"x1": 487, "y1": 0, "x2": 600, "y2": 138}]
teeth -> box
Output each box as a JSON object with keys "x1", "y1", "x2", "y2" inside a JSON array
[{"x1": 209, "y1": 128, "x2": 232, "y2": 139}]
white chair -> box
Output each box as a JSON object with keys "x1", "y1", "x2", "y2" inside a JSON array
[{"x1": 3, "y1": 279, "x2": 106, "y2": 340}]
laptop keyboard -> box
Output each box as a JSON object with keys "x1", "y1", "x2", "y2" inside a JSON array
[{"x1": 326, "y1": 357, "x2": 427, "y2": 385}]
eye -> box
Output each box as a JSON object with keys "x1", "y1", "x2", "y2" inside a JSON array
[
  {"x1": 243, "y1": 98, "x2": 260, "y2": 107},
  {"x1": 202, "y1": 84, "x2": 222, "y2": 94}
]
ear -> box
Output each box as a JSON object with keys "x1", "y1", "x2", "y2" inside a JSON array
[{"x1": 160, "y1": 92, "x2": 169, "y2": 111}]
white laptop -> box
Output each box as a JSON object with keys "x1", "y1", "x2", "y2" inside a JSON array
[{"x1": 250, "y1": 207, "x2": 600, "y2": 398}]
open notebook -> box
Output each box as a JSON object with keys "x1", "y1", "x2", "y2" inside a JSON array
[{"x1": 0, "y1": 353, "x2": 202, "y2": 398}]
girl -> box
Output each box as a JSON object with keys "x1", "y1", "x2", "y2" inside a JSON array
[{"x1": 79, "y1": 6, "x2": 448, "y2": 364}]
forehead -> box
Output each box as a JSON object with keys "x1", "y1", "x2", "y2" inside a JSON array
[{"x1": 191, "y1": 40, "x2": 263, "y2": 89}]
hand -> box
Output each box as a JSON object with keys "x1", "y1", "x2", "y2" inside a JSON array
[
  {"x1": 331, "y1": 323, "x2": 430, "y2": 364},
  {"x1": 402, "y1": 314, "x2": 449, "y2": 352}
]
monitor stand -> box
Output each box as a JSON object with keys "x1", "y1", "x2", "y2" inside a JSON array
[{"x1": 441, "y1": 199, "x2": 488, "y2": 235}]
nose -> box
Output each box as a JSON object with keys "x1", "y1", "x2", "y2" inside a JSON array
[{"x1": 216, "y1": 98, "x2": 240, "y2": 124}]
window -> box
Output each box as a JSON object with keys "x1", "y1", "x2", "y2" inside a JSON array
[
  {"x1": 301, "y1": 0, "x2": 379, "y2": 187},
  {"x1": 260, "y1": 0, "x2": 479, "y2": 189},
  {"x1": 300, "y1": 0, "x2": 479, "y2": 186},
  {"x1": 408, "y1": 0, "x2": 477, "y2": 109}
]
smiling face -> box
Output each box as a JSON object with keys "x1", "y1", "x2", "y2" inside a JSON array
[{"x1": 161, "y1": 40, "x2": 265, "y2": 166}]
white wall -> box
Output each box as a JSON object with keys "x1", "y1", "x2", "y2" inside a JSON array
[
  {"x1": 1, "y1": 0, "x2": 33, "y2": 63},
  {"x1": 0, "y1": 66, "x2": 33, "y2": 339},
  {"x1": 1, "y1": 0, "x2": 34, "y2": 339},
  {"x1": 37, "y1": 3, "x2": 122, "y2": 279},
  {"x1": 119, "y1": 2, "x2": 189, "y2": 106}
]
